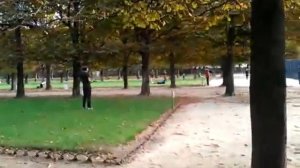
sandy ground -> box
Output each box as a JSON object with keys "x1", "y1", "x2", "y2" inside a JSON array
[{"x1": 0, "y1": 78, "x2": 299, "y2": 168}]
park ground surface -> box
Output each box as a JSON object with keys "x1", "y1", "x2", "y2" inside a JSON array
[
  {"x1": 0, "y1": 97, "x2": 172, "y2": 151},
  {"x1": 0, "y1": 75, "x2": 299, "y2": 168}
]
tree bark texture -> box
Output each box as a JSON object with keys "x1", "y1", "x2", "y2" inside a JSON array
[
  {"x1": 24, "y1": 74, "x2": 28, "y2": 84},
  {"x1": 140, "y1": 52, "x2": 150, "y2": 95},
  {"x1": 10, "y1": 73, "x2": 16, "y2": 91},
  {"x1": 71, "y1": 1, "x2": 81, "y2": 97},
  {"x1": 72, "y1": 59, "x2": 81, "y2": 97},
  {"x1": 221, "y1": 56, "x2": 228, "y2": 87},
  {"x1": 15, "y1": 27, "x2": 25, "y2": 98},
  {"x1": 46, "y1": 63, "x2": 52, "y2": 90},
  {"x1": 6, "y1": 74, "x2": 10, "y2": 85},
  {"x1": 123, "y1": 54, "x2": 129, "y2": 89},
  {"x1": 60, "y1": 72, "x2": 64, "y2": 83},
  {"x1": 224, "y1": 26, "x2": 235, "y2": 96},
  {"x1": 137, "y1": 29, "x2": 151, "y2": 96},
  {"x1": 250, "y1": 0, "x2": 286, "y2": 167},
  {"x1": 100, "y1": 69, "x2": 104, "y2": 81}
]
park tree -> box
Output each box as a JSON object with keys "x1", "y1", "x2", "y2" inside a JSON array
[
  {"x1": 26, "y1": 25, "x2": 73, "y2": 90},
  {"x1": 285, "y1": 1, "x2": 300, "y2": 58},
  {"x1": 208, "y1": 1, "x2": 250, "y2": 96},
  {"x1": 151, "y1": 29, "x2": 216, "y2": 88},
  {"x1": 118, "y1": 30, "x2": 139, "y2": 89},
  {"x1": 250, "y1": 0, "x2": 286, "y2": 167},
  {"x1": 116, "y1": 0, "x2": 203, "y2": 95},
  {"x1": 216, "y1": 0, "x2": 299, "y2": 97},
  {"x1": 47, "y1": 0, "x2": 86, "y2": 97},
  {"x1": 116, "y1": 0, "x2": 234, "y2": 95},
  {"x1": 45, "y1": 0, "x2": 121, "y2": 96},
  {"x1": 0, "y1": 0, "x2": 45, "y2": 97}
]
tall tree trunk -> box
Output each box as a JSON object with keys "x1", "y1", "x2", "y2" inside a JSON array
[
  {"x1": 169, "y1": 52, "x2": 176, "y2": 88},
  {"x1": 221, "y1": 56, "x2": 228, "y2": 87},
  {"x1": 137, "y1": 29, "x2": 151, "y2": 96},
  {"x1": 6, "y1": 74, "x2": 10, "y2": 85},
  {"x1": 140, "y1": 52, "x2": 150, "y2": 95},
  {"x1": 60, "y1": 72, "x2": 64, "y2": 83},
  {"x1": 16, "y1": 61, "x2": 25, "y2": 98},
  {"x1": 100, "y1": 69, "x2": 104, "y2": 81},
  {"x1": 121, "y1": 37, "x2": 130, "y2": 89},
  {"x1": 224, "y1": 26, "x2": 235, "y2": 96},
  {"x1": 45, "y1": 63, "x2": 52, "y2": 90},
  {"x1": 71, "y1": 1, "x2": 81, "y2": 97},
  {"x1": 123, "y1": 54, "x2": 129, "y2": 89},
  {"x1": 72, "y1": 59, "x2": 81, "y2": 97},
  {"x1": 250, "y1": 0, "x2": 286, "y2": 167},
  {"x1": 24, "y1": 74, "x2": 28, "y2": 84},
  {"x1": 10, "y1": 73, "x2": 16, "y2": 91},
  {"x1": 193, "y1": 68, "x2": 197, "y2": 79},
  {"x1": 123, "y1": 65, "x2": 128, "y2": 89},
  {"x1": 15, "y1": 27, "x2": 25, "y2": 98}
]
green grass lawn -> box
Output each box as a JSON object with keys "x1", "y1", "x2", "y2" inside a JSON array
[
  {"x1": 0, "y1": 75, "x2": 206, "y2": 90},
  {"x1": 0, "y1": 97, "x2": 172, "y2": 151}
]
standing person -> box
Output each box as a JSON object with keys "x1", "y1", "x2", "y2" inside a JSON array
[
  {"x1": 80, "y1": 66, "x2": 92, "y2": 110},
  {"x1": 245, "y1": 64, "x2": 250, "y2": 79},
  {"x1": 245, "y1": 68, "x2": 249, "y2": 79},
  {"x1": 205, "y1": 68, "x2": 210, "y2": 86}
]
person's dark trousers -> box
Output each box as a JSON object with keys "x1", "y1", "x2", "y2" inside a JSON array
[
  {"x1": 206, "y1": 77, "x2": 209, "y2": 86},
  {"x1": 83, "y1": 87, "x2": 92, "y2": 109}
]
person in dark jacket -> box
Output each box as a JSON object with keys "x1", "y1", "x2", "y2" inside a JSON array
[
  {"x1": 80, "y1": 66, "x2": 92, "y2": 110},
  {"x1": 245, "y1": 67, "x2": 249, "y2": 79}
]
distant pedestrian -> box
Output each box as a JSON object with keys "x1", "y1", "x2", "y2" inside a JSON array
[
  {"x1": 245, "y1": 68, "x2": 249, "y2": 79},
  {"x1": 205, "y1": 68, "x2": 210, "y2": 86},
  {"x1": 80, "y1": 66, "x2": 92, "y2": 110}
]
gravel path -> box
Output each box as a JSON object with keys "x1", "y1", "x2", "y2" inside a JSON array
[{"x1": 0, "y1": 87, "x2": 299, "y2": 168}]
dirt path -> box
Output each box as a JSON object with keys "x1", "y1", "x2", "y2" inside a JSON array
[
  {"x1": 0, "y1": 87, "x2": 299, "y2": 168},
  {"x1": 0, "y1": 86, "x2": 249, "y2": 98}
]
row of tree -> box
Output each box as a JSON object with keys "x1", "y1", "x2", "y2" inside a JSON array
[
  {"x1": 0, "y1": 0, "x2": 253, "y2": 97},
  {"x1": 0, "y1": 0, "x2": 299, "y2": 98}
]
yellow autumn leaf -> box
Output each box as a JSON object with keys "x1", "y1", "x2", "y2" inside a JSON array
[{"x1": 192, "y1": 2, "x2": 198, "y2": 9}]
